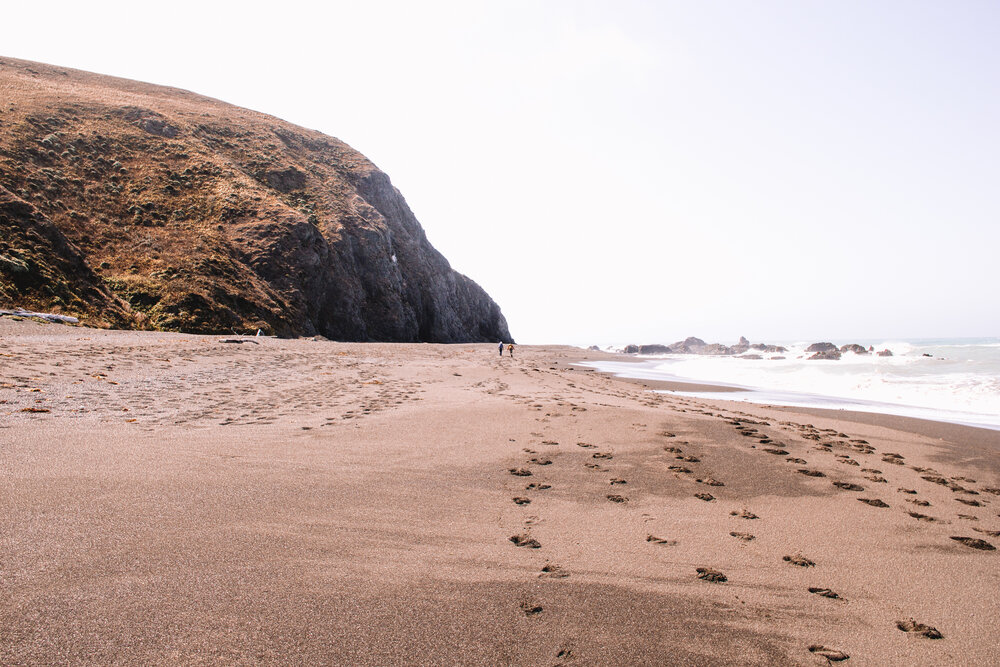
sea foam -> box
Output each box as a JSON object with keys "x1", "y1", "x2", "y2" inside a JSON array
[{"x1": 584, "y1": 339, "x2": 1000, "y2": 430}]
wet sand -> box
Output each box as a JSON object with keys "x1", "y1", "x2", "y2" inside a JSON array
[{"x1": 1, "y1": 318, "x2": 998, "y2": 665}]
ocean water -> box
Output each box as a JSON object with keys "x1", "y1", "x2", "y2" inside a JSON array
[{"x1": 581, "y1": 338, "x2": 1000, "y2": 430}]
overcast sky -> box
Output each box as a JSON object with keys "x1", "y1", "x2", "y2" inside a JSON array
[{"x1": 6, "y1": 1, "x2": 999, "y2": 344}]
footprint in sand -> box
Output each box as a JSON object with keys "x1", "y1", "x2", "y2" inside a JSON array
[
  {"x1": 787, "y1": 457, "x2": 808, "y2": 464},
  {"x1": 540, "y1": 563, "x2": 570, "y2": 579},
  {"x1": 519, "y1": 601, "x2": 543, "y2": 616},
  {"x1": 697, "y1": 477, "x2": 725, "y2": 487},
  {"x1": 907, "y1": 498, "x2": 931, "y2": 507},
  {"x1": 592, "y1": 452, "x2": 613, "y2": 460},
  {"x1": 731, "y1": 509, "x2": 759, "y2": 519},
  {"x1": 528, "y1": 457, "x2": 553, "y2": 466},
  {"x1": 556, "y1": 647, "x2": 574, "y2": 662},
  {"x1": 833, "y1": 481, "x2": 864, "y2": 491},
  {"x1": 808, "y1": 645, "x2": 849, "y2": 661},
  {"x1": 609, "y1": 478, "x2": 627, "y2": 485},
  {"x1": 783, "y1": 553, "x2": 816, "y2": 567},
  {"x1": 510, "y1": 468, "x2": 533, "y2": 477},
  {"x1": 509, "y1": 534, "x2": 541, "y2": 548},
  {"x1": 896, "y1": 619, "x2": 943, "y2": 639},
  {"x1": 669, "y1": 465, "x2": 692, "y2": 473},
  {"x1": 858, "y1": 498, "x2": 889, "y2": 508},
  {"x1": 663, "y1": 445, "x2": 684, "y2": 453},
  {"x1": 956, "y1": 498, "x2": 983, "y2": 507},
  {"x1": 898, "y1": 488, "x2": 917, "y2": 495},
  {"x1": 696, "y1": 567, "x2": 727, "y2": 582},
  {"x1": 513, "y1": 497, "x2": 532, "y2": 505},
  {"x1": 694, "y1": 492, "x2": 715, "y2": 502},
  {"x1": 908, "y1": 512, "x2": 939, "y2": 522},
  {"x1": 950, "y1": 536, "x2": 995, "y2": 550},
  {"x1": 730, "y1": 531, "x2": 755, "y2": 542},
  {"x1": 808, "y1": 587, "x2": 843, "y2": 600},
  {"x1": 577, "y1": 442, "x2": 597, "y2": 448},
  {"x1": 798, "y1": 469, "x2": 826, "y2": 477},
  {"x1": 764, "y1": 448, "x2": 789, "y2": 455},
  {"x1": 676, "y1": 455, "x2": 700, "y2": 463},
  {"x1": 607, "y1": 494, "x2": 628, "y2": 503},
  {"x1": 585, "y1": 463, "x2": 608, "y2": 471},
  {"x1": 973, "y1": 528, "x2": 1000, "y2": 537}
]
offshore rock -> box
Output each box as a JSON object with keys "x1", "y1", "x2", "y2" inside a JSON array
[
  {"x1": 840, "y1": 344, "x2": 869, "y2": 355},
  {"x1": 806, "y1": 342, "x2": 838, "y2": 353},
  {"x1": 0, "y1": 56, "x2": 510, "y2": 342},
  {"x1": 622, "y1": 337, "x2": 787, "y2": 357}
]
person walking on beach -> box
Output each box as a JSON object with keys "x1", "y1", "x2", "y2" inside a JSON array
[
  {"x1": 507, "y1": 343, "x2": 515, "y2": 358},
  {"x1": 498, "y1": 341, "x2": 504, "y2": 357}
]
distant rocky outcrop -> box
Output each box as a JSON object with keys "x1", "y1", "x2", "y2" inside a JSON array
[
  {"x1": 0, "y1": 56, "x2": 511, "y2": 342},
  {"x1": 619, "y1": 336, "x2": 894, "y2": 361},
  {"x1": 621, "y1": 336, "x2": 787, "y2": 357}
]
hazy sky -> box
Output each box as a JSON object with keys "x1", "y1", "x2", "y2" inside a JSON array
[{"x1": 5, "y1": 1, "x2": 999, "y2": 343}]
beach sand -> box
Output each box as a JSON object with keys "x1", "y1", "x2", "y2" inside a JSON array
[{"x1": 1, "y1": 318, "x2": 997, "y2": 665}]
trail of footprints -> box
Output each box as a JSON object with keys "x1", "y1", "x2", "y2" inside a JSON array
[
  {"x1": 3, "y1": 339, "x2": 428, "y2": 429},
  {"x1": 502, "y1": 398, "x2": 996, "y2": 663}
]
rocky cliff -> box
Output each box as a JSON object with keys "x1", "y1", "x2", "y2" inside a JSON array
[{"x1": 0, "y1": 56, "x2": 511, "y2": 342}]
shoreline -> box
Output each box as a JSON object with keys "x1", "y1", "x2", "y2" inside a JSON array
[
  {"x1": 570, "y1": 353, "x2": 1000, "y2": 434},
  {"x1": 567, "y1": 350, "x2": 1000, "y2": 472}
]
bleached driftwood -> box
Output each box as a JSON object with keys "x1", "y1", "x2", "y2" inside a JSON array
[{"x1": 0, "y1": 309, "x2": 79, "y2": 324}]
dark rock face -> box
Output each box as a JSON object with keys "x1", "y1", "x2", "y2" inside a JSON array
[
  {"x1": 0, "y1": 188, "x2": 131, "y2": 326},
  {"x1": 0, "y1": 57, "x2": 510, "y2": 342},
  {"x1": 806, "y1": 342, "x2": 838, "y2": 353},
  {"x1": 636, "y1": 344, "x2": 671, "y2": 354},
  {"x1": 808, "y1": 349, "x2": 842, "y2": 360},
  {"x1": 263, "y1": 167, "x2": 306, "y2": 193},
  {"x1": 840, "y1": 344, "x2": 869, "y2": 355}
]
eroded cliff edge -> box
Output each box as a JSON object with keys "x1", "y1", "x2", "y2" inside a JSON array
[{"x1": 0, "y1": 56, "x2": 511, "y2": 342}]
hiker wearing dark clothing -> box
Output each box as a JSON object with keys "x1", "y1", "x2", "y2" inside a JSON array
[{"x1": 498, "y1": 342, "x2": 504, "y2": 357}]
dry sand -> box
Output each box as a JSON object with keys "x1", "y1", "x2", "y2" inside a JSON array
[{"x1": 1, "y1": 317, "x2": 998, "y2": 666}]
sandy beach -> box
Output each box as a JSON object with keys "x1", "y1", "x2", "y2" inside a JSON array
[{"x1": 1, "y1": 318, "x2": 998, "y2": 666}]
